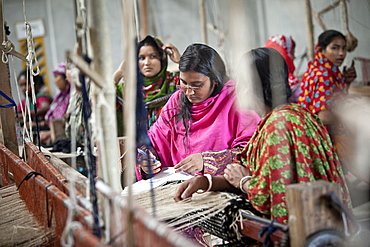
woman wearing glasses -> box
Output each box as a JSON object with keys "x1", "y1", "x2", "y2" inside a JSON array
[{"x1": 139, "y1": 43, "x2": 260, "y2": 179}]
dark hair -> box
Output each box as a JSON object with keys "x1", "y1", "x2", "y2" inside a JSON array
[
  {"x1": 137, "y1": 35, "x2": 166, "y2": 74},
  {"x1": 179, "y1": 43, "x2": 228, "y2": 93},
  {"x1": 18, "y1": 69, "x2": 45, "y2": 92},
  {"x1": 176, "y1": 43, "x2": 228, "y2": 136},
  {"x1": 318, "y1": 30, "x2": 346, "y2": 50},
  {"x1": 248, "y1": 48, "x2": 291, "y2": 109}
]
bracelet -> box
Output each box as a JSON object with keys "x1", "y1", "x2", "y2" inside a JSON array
[
  {"x1": 196, "y1": 174, "x2": 212, "y2": 194},
  {"x1": 239, "y1": 176, "x2": 252, "y2": 194}
]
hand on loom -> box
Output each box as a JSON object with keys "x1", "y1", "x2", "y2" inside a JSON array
[
  {"x1": 173, "y1": 176, "x2": 209, "y2": 202},
  {"x1": 174, "y1": 153, "x2": 204, "y2": 175},
  {"x1": 139, "y1": 150, "x2": 162, "y2": 175},
  {"x1": 224, "y1": 163, "x2": 251, "y2": 190}
]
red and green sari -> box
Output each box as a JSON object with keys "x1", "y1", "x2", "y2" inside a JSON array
[{"x1": 237, "y1": 103, "x2": 351, "y2": 224}]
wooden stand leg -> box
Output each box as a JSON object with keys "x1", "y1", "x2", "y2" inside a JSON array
[{"x1": 286, "y1": 180, "x2": 344, "y2": 247}]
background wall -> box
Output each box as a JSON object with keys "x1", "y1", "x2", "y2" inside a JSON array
[{"x1": 4, "y1": 0, "x2": 370, "y2": 102}]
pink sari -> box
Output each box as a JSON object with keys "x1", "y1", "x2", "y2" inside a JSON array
[{"x1": 148, "y1": 80, "x2": 260, "y2": 168}]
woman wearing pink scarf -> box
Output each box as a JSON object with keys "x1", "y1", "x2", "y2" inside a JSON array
[
  {"x1": 45, "y1": 62, "x2": 71, "y2": 123},
  {"x1": 139, "y1": 44, "x2": 260, "y2": 179}
]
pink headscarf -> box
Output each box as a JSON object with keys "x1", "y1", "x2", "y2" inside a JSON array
[{"x1": 148, "y1": 80, "x2": 260, "y2": 168}]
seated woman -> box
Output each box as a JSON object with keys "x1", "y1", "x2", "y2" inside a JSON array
[
  {"x1": 40, "y1": 62, "x2": 71, "y2": 145},
  {"x1": 174, "y1": 47, "x2": 352, "y2": 225},
  {"x1": 298, "y1": 30, "x2": 357, "y2": 162},
  {"x1": 45, "y1": 62, "x2": 71, "y2": 124},
  {"x1": 17, "y1": 69, "x2": 52, "y2": 130},
  {"x1": 114, "y1": 35, "x2": 181, "y2": 135},
  {"x1": 139, "y1": 43, "x2": 261, "y2": 179}
]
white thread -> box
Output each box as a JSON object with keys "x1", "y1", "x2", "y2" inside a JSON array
[
  {"x1": 60, "y1": 174, "x2": 80, "y2": 247},
  {"x1": 76, "y1": 0, "x2": 87, "y2": 38},
  {"x1": 11, "y1": 55, "x2": 29, "y2": 149},
  {"x1": 22, "y1": 0, "x2": 40, "y2": 75},
  {"x1": 118, "y1": 150, "x2": 127, "y2": 163},
  {"x1": 229, "y1": 210, "x2": 243, "y2": 240},
  {"x1": 21, "y1": 9, "x2": 39, "y2": 137},
  {"x1": 2, "y1": 8, "x2": 13, "y2": 64},
  {"x1": 22, "y1": 68, "x2": 35, "y2": 142},
  {"x1": 2, "y1": 40, "x2": 14, "y2": 63},
  {"x1": 25, "y1": 22, "x2": 40, "y2": 76}
]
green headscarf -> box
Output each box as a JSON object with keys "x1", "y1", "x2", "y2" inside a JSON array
[{"x1": 139, "y1": 36, "x2": 177, "y2": 108}]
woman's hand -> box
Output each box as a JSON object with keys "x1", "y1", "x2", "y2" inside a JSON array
[
  {"x1": 343, "y1": 60, "x2": 357, "y2": 84},
  {"x1": 174, "y1": 153, "x2": 203, "y2": 175},
  {"x1": 224, "y1": 163, "x2": 251, "y2": 189},
  {"x1": 162, "y1": 43, "x2": 181, "y2": 64},
  {"x1": 173, "y1": 176, "x2": 208, "y2": 202},
  {"x1": 139, "y1": 151, "x2": 162, "y2": 175},
  {"x1": 113, "y1": 60, "x2": 126, "y2": 84}
]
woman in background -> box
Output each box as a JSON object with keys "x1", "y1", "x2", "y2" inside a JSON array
[
  {"x1": 40, "y1": 62, "x2": 71, "y2": 145},
  {"x1": 114, "y1": 35, "x2": 180, "y2": 134},
  {"x1": 298, "y1": 30, "x2": 356, "y2": 135},
  {"x1": 264, "y1": 34, "x2": 300, "y2": 101},
  {"x1": 17, "y1": 69, "x2": 52, "y2": 129},
  {"x1": 45, "y1": 62, "x2": 71, "y2": 124},
  {"x1": 298, "y1": 29, "x2": 357, "y2": 172}
]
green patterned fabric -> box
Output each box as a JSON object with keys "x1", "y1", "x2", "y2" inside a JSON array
[{"x1": 237, "y1": 103, "x2": 352, "y2": 224}]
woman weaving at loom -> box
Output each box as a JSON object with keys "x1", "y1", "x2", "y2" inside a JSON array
[
  {"x1": 138, "y1": 43, "x2": 261, "y2": 180},
  {"x1": 174, "y1": 48, "x2": 352, "y2": 226}
]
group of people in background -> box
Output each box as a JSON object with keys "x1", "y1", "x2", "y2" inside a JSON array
[
  {"x1": 126, "y1": 29, "x2": 362, "y2": 245},
  {"x1": 16, "y1": 27, "x2": 366, "y2": 246},
  {"x1": 16, "y1": 61, "x2": 84, "y2": 147}
]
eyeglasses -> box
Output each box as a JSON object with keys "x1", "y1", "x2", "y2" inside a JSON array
[
  {"x1": 176, "y1": 77, "x2": 208, "y2": 92},
  {"x1": 176, "y1": 84, "x2": 204, "y2": 91}
]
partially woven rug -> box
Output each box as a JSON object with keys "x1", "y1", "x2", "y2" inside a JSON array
[{"x1": 132, "y1": 181, "x2": 260, "y2": 246}]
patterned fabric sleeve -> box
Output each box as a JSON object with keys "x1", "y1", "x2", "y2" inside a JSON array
[
  {"x1": 299, "y1": 52, "x2": 347, "y2": 115},
  {"x1": 202, "y1": 147, "x2": 243, "y2": 175},
  {"x1": 305, "y1": 72, "x2": 336, "y2": 113}
]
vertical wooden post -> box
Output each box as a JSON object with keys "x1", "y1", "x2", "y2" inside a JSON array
[
  {"x1": 90, "y1": 0, "x2": 120, "y2": 192},
  {"x1": 286, "y1": 180, "x2": 344, "y2": 247},
  {"x1": 199, "y1": 0, "x2": 208, "y2": 44},
  {"x1": 304, "y1": 0, "x2": 315, "y2": 60},
  {"x1": 121, "y1": 0, "x2": 137, "y2": 246},
  {"x1": 140, "y1": 0, "x2": 148, "y2": 39},
  {"x1": 0, "y1": 0, "x2": 19, "y2": 156}
]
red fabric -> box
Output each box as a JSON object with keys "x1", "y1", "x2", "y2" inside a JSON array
[
  {"x1": 17, "y1": 93, "x2": 52, "y2": 122},
  {"x1": 298, "y1": 51, "x2": 348, "y2": 114},
  {"x1": 264, "y1": 35, "x2": 299, "y2": 87}
]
